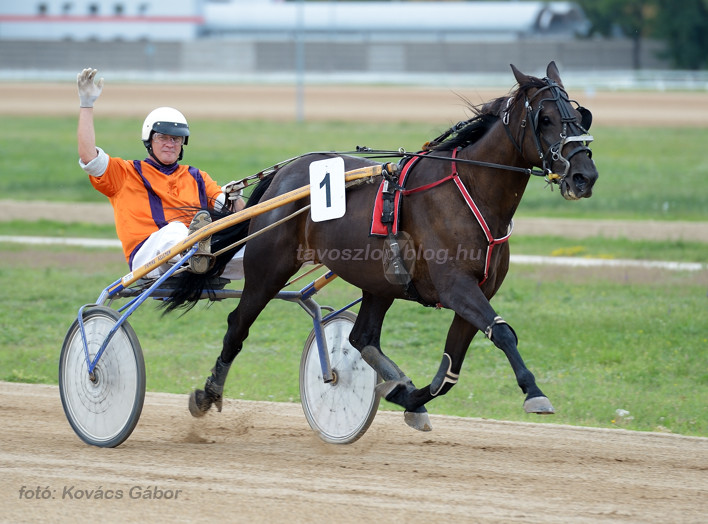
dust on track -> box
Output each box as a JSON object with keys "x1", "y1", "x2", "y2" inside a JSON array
[{"x1": 1, "y1": 382, "x2": 706, "y2": 524}]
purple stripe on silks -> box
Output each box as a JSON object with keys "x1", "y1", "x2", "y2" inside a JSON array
[
  {"x1": 128, "y1": 237, "x2": 147, "y2": 269},
  {"x1": 133, "y1": 160, "x2": 168, "y2": 229},
  {"x1": 144, "y1": 157, "x2": 179, "y2": 175},
  {"x1": 187, "y1": 166, "x2": 208, "y2": 208}
]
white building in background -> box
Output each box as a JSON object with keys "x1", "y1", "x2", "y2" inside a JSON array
[
  {"x1": 1, "y1": 1, "x2": 669, "y2": 75},
  {"x1": 204, "y1": 1, "x2": 588, "y2": 40},
  {"x1": 0, "y1": 0, "x2": 204, "y2": 41},
  {"x1": 0, "y1": 1, "x2": 589, "y2": 42}
]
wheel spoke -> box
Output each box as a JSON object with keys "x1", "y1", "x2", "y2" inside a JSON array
[{"x1": 59, "y1": 307, "x2": 145, "y2": 448}]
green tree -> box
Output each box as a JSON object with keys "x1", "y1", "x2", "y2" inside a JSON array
[
  {"x1": 577, "y1": 0, "x2": 708, "y2": 69},
  {"x1": 576, "y1": 0, "x2": 656, "y2": 69},
  {"x1": 654, "y1": 0, "x2": 708, "y2": 69}
]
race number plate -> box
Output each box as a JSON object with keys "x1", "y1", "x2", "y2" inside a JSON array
[{"x1": 309, "y1": 157, "x2": 346, "y2": 222}]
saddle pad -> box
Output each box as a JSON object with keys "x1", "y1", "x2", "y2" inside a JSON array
[{"x1": 370, "y1": 154, "x2": 423, "y2": 236}]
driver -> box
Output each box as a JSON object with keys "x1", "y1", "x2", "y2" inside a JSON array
[{"x1": 76, "y1": 68, "x2": 245, "y2": 279}]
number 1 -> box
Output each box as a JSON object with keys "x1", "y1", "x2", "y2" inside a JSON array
[{"x1": 319, "y1": 171, "x2": 332, "y2": 208}]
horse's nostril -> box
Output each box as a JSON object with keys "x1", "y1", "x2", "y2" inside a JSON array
[
  {"x1": 571, "y1": 172, "x2": 596, "y2": 198},
  {"x1": 572, "y1": 173, "x2": 588, "y2": 191}
]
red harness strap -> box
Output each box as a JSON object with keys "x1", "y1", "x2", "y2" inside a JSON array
[
  {"x1": 449, "y1": 149, "x2": 513, "y2": 286},
  {"x1": 370, "y1": 152, "x2": 427, "y2": 236},
  {"x1": 404, "y1": 148, "x2": 513, "y2": 287}
]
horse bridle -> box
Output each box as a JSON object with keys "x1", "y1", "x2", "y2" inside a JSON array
[{"x1": 502, "y1": 77, "x2": 593, "y2": 184}]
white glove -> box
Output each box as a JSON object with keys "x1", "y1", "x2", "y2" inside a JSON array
[
  {"x1": 221, "y1": 180, "x2": 245, "y2": 201},
  {"x1": 77, "y1": 68, "x2": 104, "y2": 108}
]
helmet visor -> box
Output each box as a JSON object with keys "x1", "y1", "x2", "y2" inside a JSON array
[{"x1": 152, "y1": 121, "x2": 190, "y2": 137}]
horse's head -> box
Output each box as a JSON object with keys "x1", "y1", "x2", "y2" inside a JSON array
[{"x1": 506, "y1": 62, "x2": 598, "y2": 200}]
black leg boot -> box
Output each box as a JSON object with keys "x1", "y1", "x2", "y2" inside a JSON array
[{"x1": 188, "y1": 356, "x2": 232, "y2": 417}]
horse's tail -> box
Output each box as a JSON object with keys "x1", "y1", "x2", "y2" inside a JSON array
[{"x1": 161, "y1": 175, "x2": 274, "y2": 313}]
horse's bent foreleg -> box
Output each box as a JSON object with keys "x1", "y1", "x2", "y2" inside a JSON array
[
  {"x1": 376, "y1": 313, "x2": 476, "y2": 413},
  {"x1": 349, "y1": 292, "x2": 432, "y2": 431},
  {"x1": 348, "y1": 291, "x2": 392, "y2": 351}
]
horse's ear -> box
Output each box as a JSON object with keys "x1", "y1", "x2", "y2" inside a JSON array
[
  {"x1": 510, "y1": 64, "x2": 530, "y2": 86},
  {"x1": 546, "y1": 61, "x2": 563, "y2": 87}
]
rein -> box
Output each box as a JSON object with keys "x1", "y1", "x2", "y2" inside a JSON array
[
  {"x1": 355, "y1": 146, "x2": 547, "y2": 178},
  {"x1": 230, "y1": 144, "x2": 548, "y2": 200}
]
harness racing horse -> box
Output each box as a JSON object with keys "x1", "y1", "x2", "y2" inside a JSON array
[{"x1": 178, "y1": 62, "x2": 598, "y2": 432}]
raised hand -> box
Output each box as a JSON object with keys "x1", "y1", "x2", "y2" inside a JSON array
[{"x1": 77, "y1": 68, "x2": 104, "y2": 108}]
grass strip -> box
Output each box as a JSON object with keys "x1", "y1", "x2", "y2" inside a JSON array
[{"x1": 1, "y1": 244, "x2": 705, "y2": 436}]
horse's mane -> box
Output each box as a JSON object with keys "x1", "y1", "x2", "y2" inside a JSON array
[{"x1": 428, "y1": 76, "x2": 547, "y2": 152}]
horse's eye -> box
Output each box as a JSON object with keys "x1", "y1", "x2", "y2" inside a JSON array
[{"x1": 540, "y1": 115, "x2": 552, "y2": 126}]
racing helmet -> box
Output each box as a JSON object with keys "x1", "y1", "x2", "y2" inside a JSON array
[{"x1": 141, "y1": 107, "x2": 190, "y2": 161}]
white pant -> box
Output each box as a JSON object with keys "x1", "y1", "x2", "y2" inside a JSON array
[{"x1": 131, "y1": 222, "x2": 245, "y2": 280}]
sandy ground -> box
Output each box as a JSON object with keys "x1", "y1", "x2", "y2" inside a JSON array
[
  {"x1": 2, "y1": 81, "x2": 708, "y2": 126},
  {"x1": 1, "y1": 381, "x2": 706, "y2": 524}
]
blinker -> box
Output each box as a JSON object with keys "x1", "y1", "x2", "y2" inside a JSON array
[{"x1": 578, "y1": 106, "x2": 592, "y2": 131}]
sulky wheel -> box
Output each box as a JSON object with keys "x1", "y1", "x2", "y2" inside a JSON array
[
  {"x1": 59, "y1": 306, "x2": 145, "y2": 447},
  {"x1": 299, "y1": 310, "x2": 379, "y2": 444}
]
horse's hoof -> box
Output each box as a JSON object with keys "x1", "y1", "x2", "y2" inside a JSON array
[
  {"x1": 524, "y1": 396, "x2": 555, "y2": 414},
  {"x1": 188, "y1": 389, "x2": 211, "y2": 417},
  {"x1": 404, "y1": 410, "x2": 433, "y2": 432}
]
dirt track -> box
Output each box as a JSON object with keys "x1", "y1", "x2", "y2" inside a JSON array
[
  {"x1": 3, "y1": 81, "x2": 708, "y2": 126},
  {"x1": 1, "y1": 382, "x2": 706, "y2": 524}
]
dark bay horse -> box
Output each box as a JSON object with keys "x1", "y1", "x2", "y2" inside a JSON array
[{"x1": 178, "y1": 62, "x2": 598, "y2": 431}]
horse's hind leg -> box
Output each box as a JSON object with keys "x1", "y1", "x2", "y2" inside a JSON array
[
  {"x1": 189, "y1": 282, "x2": 273, "y2": 416},
  {"x1": 349, "y1": 292, "x2": 432, "y2": 432},
  {"x1": 189, "y1": 248, "x2": 298, "y2": 417},
  {"x1": 188, "y1": 298, "x2": 259, "y2": 416}
]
